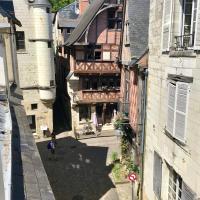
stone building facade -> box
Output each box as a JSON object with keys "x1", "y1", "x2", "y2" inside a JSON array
[
  {"x1": 143, "y1": 0, "x2": 200, "y2": 199},
  {"x1": 12, "y1": 0, "x2": 55, "y2": 137}
]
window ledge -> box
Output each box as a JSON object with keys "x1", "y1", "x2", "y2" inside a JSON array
[
  {"x1": 17, "y1": 50, "x2": 28, "y2": 54},
  {"x1": 169, "y1": 50, "x2": 196, "y2": 57},
  {"x1": 164, "y1": 129, "x2": 190, "y2": 154}
]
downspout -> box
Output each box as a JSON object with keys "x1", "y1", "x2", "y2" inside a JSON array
[{"x1": 140, "y1": 68, "x2": 148, "y2": 200}]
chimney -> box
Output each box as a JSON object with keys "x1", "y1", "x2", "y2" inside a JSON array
[{"x1": 79, "y1": 0, "x2": 89, "y2": 15}]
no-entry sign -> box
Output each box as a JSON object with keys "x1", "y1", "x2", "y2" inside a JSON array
[{"x1": 128, "y1": 173, "x2": 137, "y2": 182}]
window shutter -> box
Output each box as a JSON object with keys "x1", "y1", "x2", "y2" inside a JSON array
[
  {"x1": 174, "y1": 82, "x2": 189, "y2": 143},
  {"x1": 194, "y1": 0, "x2": 200, "y2": 49},
  {"x1": 153, "y1": 152, "x2": 162, "y2": 199},
  {"x1": 182, "y1": 182, "x2": 196, "y2": 200},
  {"x1": 166, "y1": 83, "x2": 176, "y2": 136},
  {"x1": 162, "y1": 0, "x2": 173, "y2": 51}
]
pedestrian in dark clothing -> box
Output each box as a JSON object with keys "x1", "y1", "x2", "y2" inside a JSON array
[
  {"x1": 47, "y1": 140, "x2": 56, "y2": 160},
  {"x1": 51, "y1": 131, "x2": 57, "y2": 146}
]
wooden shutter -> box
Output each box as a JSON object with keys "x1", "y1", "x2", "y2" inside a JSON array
[
  {"x1": 167, "y1": 83, "x2": 176, "y2": 136},
  {"x1": 174, "y1": 82, "x2": 189, "y2": 143},
  {"x1": 153, "y1": 152, "x2": 162, "y2": 199},
  {"x1": 162, "y1": 0, "x2": 173, "y2": 51},
  {"x1": 194, "y1": 0, "x2": 200, "y2": 49},
  {"x1": 182, "y1": 182, "x2": 196, "y2": 200}
]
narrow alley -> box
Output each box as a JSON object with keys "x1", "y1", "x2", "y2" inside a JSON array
[{"x1": 36, "y1": 133, "x2": 128, "y2": 200}]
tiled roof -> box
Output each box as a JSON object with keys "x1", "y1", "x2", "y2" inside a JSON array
[
  {"x1": 58, "y1": 1, "x2": 79, "y2": 28},
  {"x1": 128, "y1": 0, "x2": 149, "y2": 59}
]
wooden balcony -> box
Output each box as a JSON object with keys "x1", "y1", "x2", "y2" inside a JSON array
[
  {"x1": 73, "y1": 89, "x2": 120, "y2": 103},
  {"x1": 74, "y1": 61, "x2": 120, "y2": 74}
]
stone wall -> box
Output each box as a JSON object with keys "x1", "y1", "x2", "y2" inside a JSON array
[
  {"x1": 143, "y1": 0, "x2": 200, "y2": 199},
  {"x1": 12, "y1": 0, "x2": 54, "y2": 137}
]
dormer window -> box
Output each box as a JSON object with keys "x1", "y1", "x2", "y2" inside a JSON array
[{"x1": 108, "y1": 9, "x2": 122, "y2": 30}]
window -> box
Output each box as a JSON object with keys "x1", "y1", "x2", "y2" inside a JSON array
[
  {"x1": 117, "y1": 0, "x2": 123, "y2": 4},
  {"x1": 166, "y1": 82, "x2": 189, "y2": 143},
  {"x1": 125, "y1": 20, "x2": 130, "y2": 45},
  {"x1": 16, "y1": 31, "x2": 25, "y2": 50},
  {"x1": 108, "y1": 9, "x2": 122, "y2": 30},
  {"x1": 122, "y1": 68, "x2": 130, "y2": 115},
  {"x1": 94, "y1": 51, "x2": 101, "y2": 60},
  {"x1": 91, "y1": 79, "x2": 98, "y2": 90},
  {"x1": 27, "y1": 115, "x2": 36, "y2": 132},
  {"x1": 125, "y1": 69, "x2": 130, "y2": 102},
  {"x1": 46, "y1": 7, "x2": 50, "y2": 13},
  {"x1": 108, "y1": 9, "x2": 116, "y2": 29},
  {"x1": 48, "y1": 41, "x2": 52, "y2": 48},
  {"x1": 83, "y1": 78, "x2": 90, "y2": 90},
  {"x1": 85, "y1": 45, "x2": 102, "y2": 60},
  {"x1": 31, "y1": 104, "x2": 38, "y2": 110},
  {"x1": 108, "y1": 20, "x2": 116, "y2": 29},
  {"x1": 181, "y1": 0, "x2": 197, "y2": 47},
  {"x1": 50, "y1": 80, "x2": 54, "y2": 86},
  {"x1": 153, "y1": 152, "x2": 162, "y2": 199},
  {"x1": 168, "y1": 169, "x2": 196, "y2": 200},
  {"x1": 79, "y1": 105, "x2": 91, "y2": 121},
  {"x1": 162, "y1": 0, "x2": 199, "y2": 50}
]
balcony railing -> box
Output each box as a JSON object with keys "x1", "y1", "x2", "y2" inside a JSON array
[
  {"x1": 74, "y1": 61, "x2": 120, "y2": 74},
  {"x1": 73, "y1": 89, "x2": 120, "y2": 103},
  {"x1": 174, "y1": 34, "x2": 194, "y2": 50}
]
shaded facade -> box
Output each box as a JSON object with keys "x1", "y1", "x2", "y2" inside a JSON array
[
  {"x1": 64, "y1": 0, "x2": 123, "y2": 132},
  {"x1": 119, "y1": 0, "x2": 149, "y2": 198}
]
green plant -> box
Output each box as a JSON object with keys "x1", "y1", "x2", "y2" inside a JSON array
[
  {"x1": 121, "y1": 135, "x2": 131, "y2": 161},
  {"x1": 112, "y1": 163, "x2": 122, "y2": 182},
  {"x1": 111, "y1": 152, "x2": 118, "y2": 163},
  {"x1": 49, "y1": 0, "x2": 74, "y2": 12}
]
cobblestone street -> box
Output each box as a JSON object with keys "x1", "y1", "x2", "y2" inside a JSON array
[{"x1": 37, "y1": 134, "x2": 122, "y2": 200}]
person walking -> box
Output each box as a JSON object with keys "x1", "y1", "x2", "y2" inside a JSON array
[
  {"x1": 51, "y1": 131, "x2": 57, "y2": 146},
  {"x1": 47, "y1": 140, "x2": 56, "y2": 160}
]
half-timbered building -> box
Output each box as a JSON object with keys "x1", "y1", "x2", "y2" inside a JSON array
[{"x1": 64, "y1": 0, "x2": 123, "y2": 132}]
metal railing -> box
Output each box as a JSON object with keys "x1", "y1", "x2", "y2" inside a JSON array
[{"x1": 174, "y1": 34, "x2": 194, "y2": 50}]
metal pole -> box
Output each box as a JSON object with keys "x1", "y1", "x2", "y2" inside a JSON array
[{"x1": 132, "y1": 181, "x2": 134, "y2": 200}]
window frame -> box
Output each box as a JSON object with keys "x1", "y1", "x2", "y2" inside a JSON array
[
  {"x1": 153, "y1": 152, "x2": 162, "y2": 199},
  {"x1": 180, "y1": 0, "x2": 197, "y2": 48},
  {"x1": 79, "y1": 105, "x2": 91, "y2": 122},
  {"x1": 15, "y1": 31, "x2": 26, "y2": 51},
  {"x1": 31, "y1": 103, "x2": 38, "y2": 110},
  {"x1": 166, "y1": 81, "x2": 190, "y2": 143},
  {"x1": 107, "y1": 9, "x2": 122, "y2": 30},
  {"x1": 125, "y1": 20, "x2": 130, "y2": 46},
  {"x1": 168, "y1": 169, "x2": 183, "y2": 200}
]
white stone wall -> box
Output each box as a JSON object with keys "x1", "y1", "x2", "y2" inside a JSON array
[
  {"x1": 143, "y1": 0, "x2": 200, "y2": 199},
  {"x1": 12, "y1": 0, "x2": 38, "y2": 88},
  {"x1": 12, "y1": 0, "x2": 54, "y2": 136}
]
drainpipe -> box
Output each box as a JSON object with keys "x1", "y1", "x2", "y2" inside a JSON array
[{"x1": 140, "y1": 68, "x2": 148, "y2": 200}]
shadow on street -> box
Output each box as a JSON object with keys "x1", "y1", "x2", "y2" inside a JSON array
[{"x1": 37, "y1": 137, "x2": 116, "y2": 200}]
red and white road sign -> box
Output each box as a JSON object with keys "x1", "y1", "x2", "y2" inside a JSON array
[{"x1": 128, "y1": 173, "x2": 137, "y2": 182}]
